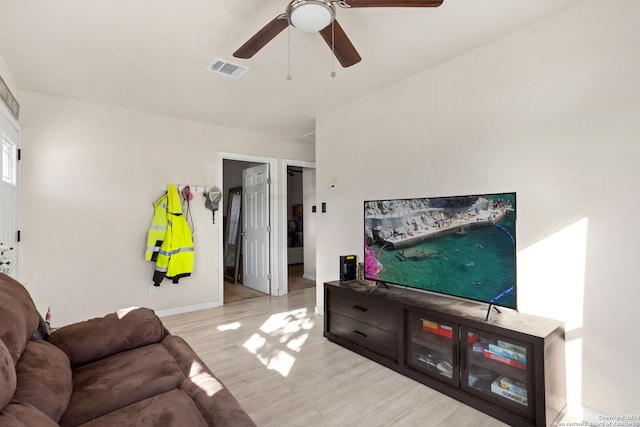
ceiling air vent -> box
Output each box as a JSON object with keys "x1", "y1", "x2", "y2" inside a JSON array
[{"x1": 208, "y1": 58, "x2": 249, "y2": 79}]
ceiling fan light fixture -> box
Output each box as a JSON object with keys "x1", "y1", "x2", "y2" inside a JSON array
[{"x1": 287, "y1": 0, "x2": 335, "y2": 33}]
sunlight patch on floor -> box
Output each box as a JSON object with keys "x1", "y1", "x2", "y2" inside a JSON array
[
  {"x1": 217, "y1": 321, "x2": 242, "y2": 331},
  {"x1": 243, "y1": 307, "x2": 315, "y2": 377}
]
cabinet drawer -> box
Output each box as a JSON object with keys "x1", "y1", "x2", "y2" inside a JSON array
[
  {"x1": 328, "y1": 292, "x2": 396, "y2": 332},
  {"x1": 328, "y1": 311, "x2": 397, "y2": 360}
]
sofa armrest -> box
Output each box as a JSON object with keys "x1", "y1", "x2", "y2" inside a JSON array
[{"x1": 48, "y1": 307, "x2": 165, "y2": 368}]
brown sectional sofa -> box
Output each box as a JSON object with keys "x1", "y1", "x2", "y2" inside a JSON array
[{"x1": 0, "y1": 273, "x2": 256, "y2": 426}]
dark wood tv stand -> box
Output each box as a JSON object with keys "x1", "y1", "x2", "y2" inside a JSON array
[{"x1": 324, "y1": 281, "x2": 566, "y2": 427}]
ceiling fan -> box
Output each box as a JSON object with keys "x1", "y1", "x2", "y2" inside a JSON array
[{"x1": 233, "y1": 0, "x2": 444, "y2": 68}]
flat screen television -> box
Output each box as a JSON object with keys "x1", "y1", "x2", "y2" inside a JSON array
[{"x1": 364, "y1": 192, "x2": 516, "y2": 310}]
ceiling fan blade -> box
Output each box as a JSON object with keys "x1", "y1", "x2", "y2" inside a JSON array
[
  {"x1": 319, "y1": 20, "x2": 361, "y2": 68},
  {"x1": 340, "y1": 0, "x2": 443, "y2": 7},
  {"x1": 233, "y1": 14, "x2": 289, "y2": 59}
]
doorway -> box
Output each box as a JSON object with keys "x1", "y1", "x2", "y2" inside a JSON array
[
  {"x1": 219, "y1": 154, "x2": 316, "y2": 304},
  {"x1": 285, "y1": 164, "x2": 316, "y2": 293},
  {"x1": 221, "y1": 157, "x2": 270, "y2": 303},
  {"x1": 282, "y1": 160, "x2": 316, "y2": 292}
]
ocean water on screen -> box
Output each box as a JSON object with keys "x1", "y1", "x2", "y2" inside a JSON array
[{"x1": 374, "y1": 211, "x2": 516, "y2": 308}]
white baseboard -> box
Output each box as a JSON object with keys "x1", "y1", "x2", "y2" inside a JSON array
[
  {"x1": 303, "y1": 274, "x2": 316, "y2": 281},
  {"x1": 156, "y1": 300, "x2": 222, "y2": 318},
  {"x1": 315, "y1": 305, "x2": 324, "y2": 315}
]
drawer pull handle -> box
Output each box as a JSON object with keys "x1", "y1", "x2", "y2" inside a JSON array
[
  {"x1": 353, "y1": 330, "x2": 368, "y2": 338},
  {"x1": 352, "y1": 305, "x2": 368, "y2": 312}
]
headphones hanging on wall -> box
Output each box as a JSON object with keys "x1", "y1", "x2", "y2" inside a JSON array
[{"x1": 181, "y1": 186, "x2": 193, "y2": 201}]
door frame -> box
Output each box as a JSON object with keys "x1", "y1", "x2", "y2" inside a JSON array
[
  {"x1": 219, "y1": 153, "x2": 279, "y2": 300},
  {"x1": 280, "y1": 159, "x2": 316, "y2": 296}
]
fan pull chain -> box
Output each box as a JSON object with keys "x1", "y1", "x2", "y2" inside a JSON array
[
  {"x1": 331, "y1": 21, "x2": 336, "y2": 78},
  {"x1": 287, "y1": 26, "x2": 292, "y2": 80}
]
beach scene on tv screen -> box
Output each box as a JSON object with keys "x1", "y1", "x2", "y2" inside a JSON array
[{"x1": 364, "y1": 193, "x2": 516, "y2": 309}]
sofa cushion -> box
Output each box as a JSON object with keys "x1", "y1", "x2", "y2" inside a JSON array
[
  {"x1": 60, "y1": 343, "x2": 185, "y2": 426},
  {"x1": 13, "y1": 339, "x2": 73, "y2": 422},
  {"x1": 0, "y1": 340, "x2": 16, "y2": 409},
  {"x1": 162, "y1": 335, "x2": 258, "y2": 427},
  {"x1": 49, "y1": 307, "x2": 165, "y2": 368},
  {"x1": 0, "y1": 274, "x2": 39, "y2": 364},
  {"x1": 77, "y1": 390, "x2": 209, "y2": 427},
  {"x1": 0, "y1": 401, "x2": 59, "y2": 427}
]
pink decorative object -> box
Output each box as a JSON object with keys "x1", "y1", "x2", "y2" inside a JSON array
[{"x1": 364, "y1": 244, "x2": 383, "y2": 280}]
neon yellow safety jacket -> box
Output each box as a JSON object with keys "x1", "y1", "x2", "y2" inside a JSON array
[{"x1": 145, "y1": 184, "x2": 194, "y2": 285}]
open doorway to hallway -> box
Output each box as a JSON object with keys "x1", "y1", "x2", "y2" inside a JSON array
[
  {"x1": 220, "y1": 158, "x2": 316, "y2": 304},
  {"x1": 285, "y1": 164, "x2": 316, "y2": 294},
  {"x1": 222, "y1": 158, "x2": 267, "y2": 303}
]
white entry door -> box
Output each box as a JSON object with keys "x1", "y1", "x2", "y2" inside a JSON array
[
  {"x1": 0, "y1": 106, "x2": 19, "y2": 279},
  {"x1": 242, "y1": 164, "x2": 270, "y2": 294}
]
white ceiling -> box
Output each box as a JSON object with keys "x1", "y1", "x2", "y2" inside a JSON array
[{"x1": 0, "y1": 0, "x2": 584, "y2": 140}]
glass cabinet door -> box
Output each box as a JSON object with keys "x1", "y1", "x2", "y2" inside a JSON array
[
  {"x1": 461, "y1": 327, "x2": 534, "y2": 418},
  {"x1": 406, "y1": 312, "x2": 458, "y2": 385}
]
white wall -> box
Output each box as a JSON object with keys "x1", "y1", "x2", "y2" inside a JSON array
[
  {"x1": 302, "y1": 168, "x2": 316, "y2": 280},
  {"x1": 18, "y1": 91, "x2": 314, "y2": 326},
  {"x1": 316, "y1": 0, "x2": 639, "y2": 417}
]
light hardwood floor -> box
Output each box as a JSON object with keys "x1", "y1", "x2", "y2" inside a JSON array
[
  {"x1": 224, "y1": 264, "x2": 316, "y2": 303},
  {"x1": 162, "y1": 287, "x2": 509, "y2": 427}
]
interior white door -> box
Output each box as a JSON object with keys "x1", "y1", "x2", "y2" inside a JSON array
[
  {"x1": 242, "y1": 163, "x2": 270, "y2": 294},
  {"x1": 0, "y1": 106, "x2": 19, "y2": 279}
]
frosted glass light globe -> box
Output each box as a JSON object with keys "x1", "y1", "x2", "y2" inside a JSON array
[{"x1": 288, "y1": 1, "x2": 335, "y2": 33}]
